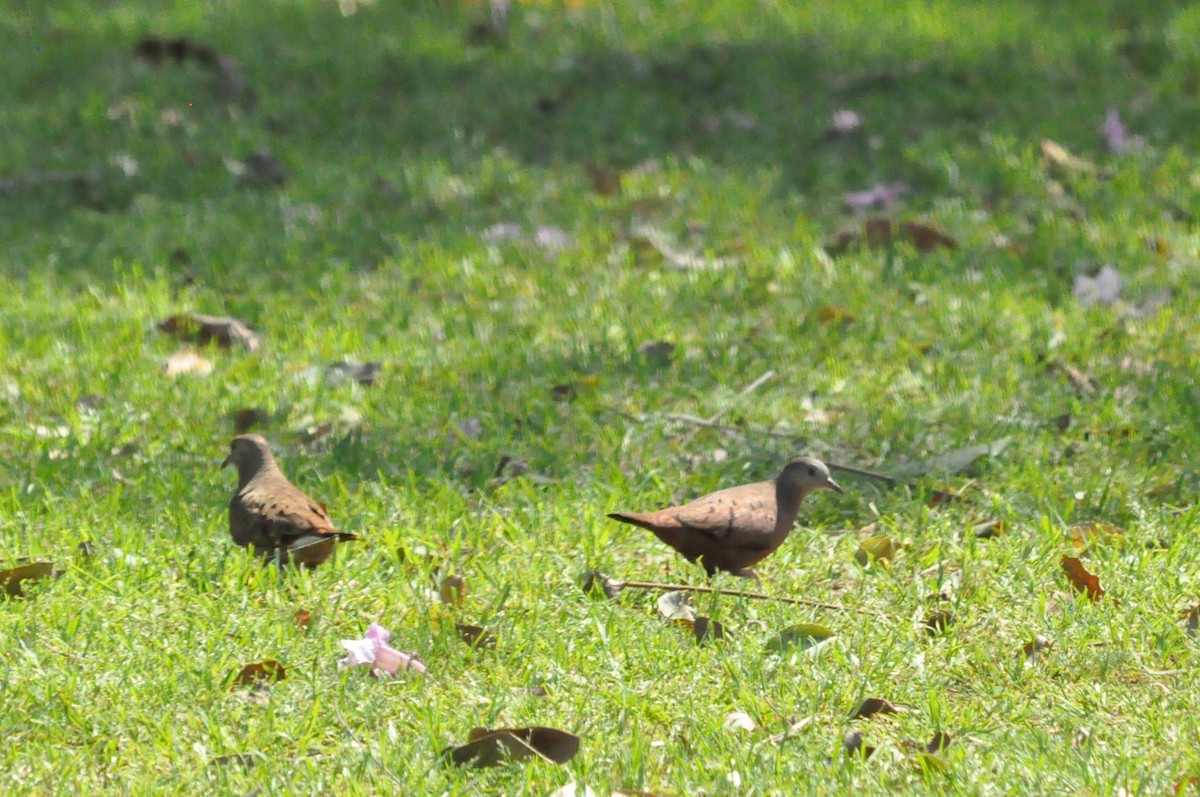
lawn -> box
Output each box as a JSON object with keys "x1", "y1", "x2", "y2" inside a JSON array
[{"x1": 1, "y1": 0, "x2": 1198, "y2": 793}]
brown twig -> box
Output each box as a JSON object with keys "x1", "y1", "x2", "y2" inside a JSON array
[
  {"x1": 679, "y1": 369, "x2": 776, "y2": 445},
  {"x1": 615, "y1": 579, "x2": 880, "y2": 617},
  {"x1": 662, "y1": 414, "x2": 809, "y2": 442}
]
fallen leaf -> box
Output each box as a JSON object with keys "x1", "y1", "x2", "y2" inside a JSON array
[
  {"x1": 1061, "y1": 556, "x2": 1105, "y2": 601},
  {"x1": 1050, "y1": 412, "x2": 1072, "y2": 432},
  {"x1": 157, "y1": 313, "x2": 261, "y2": 351},
  {"x1": 581, "y1": 571, "x2": 624, "y2": 599},
  {"x1": 863, "y1": 217, "x2": 893, "y2": 244},
  {"x1": 631, "y1": 224, "x2": 737, "y2": 272},
  {"x1": 723, "y1": 711, "x2": 756, "y2": 732},
  {"x1": 899, "y1": 221, "x2": 957, "y2": 251},
  {"x1": 1174, "y1": 777, "x2": 1199, "y2": 795},
  {"x1": 843, "y1": 730, "x2": 875, "y2": 758},
  {"x1": 637, "y1": 340, "x2": 675, "y2": 364},
  {"x1": 232, "y1": 147, "x2": 287, "y2": 186},
  {"x1": 231, "y1": 660, "x2": 287, "y2": 688},
  {"x1": 456, "y1": 623, "x2": 497, "y2": 650},
  {"x1": 1068, "y1": 522, "x2": 1125, "y2": 551},
  {"x1": 325, "y1": 361, "x2": 381, "y2": 386},
  {"x1": 854, "y1": 535, "x2": 897, "y2": 566},
  {"x1": 1181, "y1": 604, "x2": 1199, "y2": 637},
  {"x1": 1023, "y1": 634, "x2": 1054, "y2": 665},
  {"x1": 1073, "y1": 265, "x2": 1123, "y2": 307},
  {"x1": 767, "y1": 715, "x2": 814, "y2": 744},
  {"x1": 293, "y1": 609, "x2": 312, "y2": 628},
  {"x1": 440, "y1": 575, "x2": 467, "y2": 606},
  {"x1": 584, "y1": 162, "x2": 622, "y2": 196},
  {"x1": 1050, "y1": 361, "x2": 1099, "y2": 398},
  {"x1": 0, "y1": 561, "x2": 54, "y2": 597},
  {"x1": 913, "y1": 751, "x2": 951, "y2": 774},
  {"x1": 923, "y1": 731, "x2": 951, "y2": 754},
  {"x1": 1041, "y1": 139, "x2": 1095, "y2": 174},
  {"x1": 444, "y1": 726, "x2": 580, "y2": 768},
  {"x1": 851, "y1": 697, "x2": 898, "y2": 720},
  {"x1": 767, "y1": 623, "x2": 835, "y2": 653},
  {"x1": 163, "y1": 348, "x2": 213, "y2": 377},
  {"x1": 675, "y1": 616, "x2": 726, "y2": 644},
  {"x1": 656, "y1": 590, "x2": 695, "y2": 622},
  {"x1": 922, "y1": 610, "x2": 954, "y2": 635},
  {"x1": 973, "y1": 519, "x2": 1005, "y2": 539}
]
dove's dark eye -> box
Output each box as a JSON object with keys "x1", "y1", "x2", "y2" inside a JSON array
[{"x1": 807, "y1": 466, "x2": 816, "y2": 476}]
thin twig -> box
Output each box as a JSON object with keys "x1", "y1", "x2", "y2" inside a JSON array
[
  {"x1": 616, "y1": 579, "x2": 881, "y2": 617},
  {"x1": 679, "y1": 369, "x2": 776, "y2": 446},
  {"x1": 663, "y1": 414, "x2": 809, "y2": 442}
]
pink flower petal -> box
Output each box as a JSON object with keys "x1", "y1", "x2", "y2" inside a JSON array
[
  {"x1": 364, "y1": 623, "x2": 391, "y2": 644},
  {"x1": 373, "y1": 644, "x2": 428, "y2": 676}
]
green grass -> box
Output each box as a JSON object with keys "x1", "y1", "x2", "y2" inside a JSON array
[{"x1": 2, "y1": 0, "x2": 1199, "y2": 793}]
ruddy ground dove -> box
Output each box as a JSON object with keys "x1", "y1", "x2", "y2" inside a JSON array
[
  {"x1": 223, "y1": 434, "x2": 357, "y2": 567},
  {"x1": 608, "y1": 457, "x2": 841, "y2": 578}
]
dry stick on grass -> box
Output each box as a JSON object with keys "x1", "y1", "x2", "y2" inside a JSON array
[
  {"x1": 677, "y1": 369, "x2": 776, "y2": 446},
  {"x1": 616, "y1": 579, "x2": 881, "y2": 617}
]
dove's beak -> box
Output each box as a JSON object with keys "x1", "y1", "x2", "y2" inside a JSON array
[
  {"x1": 221, "y1": 454, "x2": 233, "y2": 469},
  {"x1": 826, "y1": 476, "x2": 843, "y2": 494}
]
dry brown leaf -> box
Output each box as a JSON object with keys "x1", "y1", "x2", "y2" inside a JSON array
[
  {"x1": 440, "y1": 575, "x2": 467, "y2": 606},
  {"x1": 854, "y1": 535, "x2": 897, "y2": 566},
  {"x1": 231, "y1": 660, "x2": 287, "y2": 688},
  {"x1": 922, "y1": 609, "x2": 954, "y2": 635},
  {"x1": 1061, "y1": 556, "x2": 1105, "y2": 601},
  {"x1": 293, "y1": 609, "x2": 312, "y2": 628},
  {"x1": 0, "y1": 561, "x2": 54, "y2": 597},
  {"x1": 1050, "y1": 361, "x2": 1098, "y2": 398},
  {"x1": 900, "y1": 221, "x2": 957, "y2": 251},
  {"x1": 675, "y1": 616, "x2": 726, "y2": 644},
  {"x1": 1023, "y1": 634, "x2": 1054, "y2": 665},
  {"x1": 815, "y1": 305, "x2": 856, "y2": 326},
  {"x1": 581, "y1": 571, "x2": 624, "y2": 599},
  {"x1": 163, "y1": 348, "x2": 213, "y2": 377},
  {"x1": 851, "y1": 697, "x2": 898, "y2": 720},
  {"x1": 973, "y1": 519, "x2": 1005, "y2": 539},
  {"x1": 456, "y1": 623, "x2": 497, "y2": 650},
  {"x1": 863, "y1": 217, "x2": 893, "y2": 244},
  {"x1": 443, "y1": 726, "x2": 580, "y2": 768},
  {"x1": 843, "y1": 730, "x2": 875, "y2": 758},
  {"x1": 158, "y1": 313, "x2": 261, "y2": 351},
  {"x1": 1069, "y1": 522, "x2": 1125, "y2": 551},
  {"x1": 1181, "y1": 604, "x2": 1199, "y2": 637}
]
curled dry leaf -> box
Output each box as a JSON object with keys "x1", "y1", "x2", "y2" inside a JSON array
[
  {"x1": 1073, "y1": 265, "x2": 1123, "y2": 307},
  {"x1": 443, "y1": 726, "x2": 580, "y2": 768},
  {"x1": 293, "y1": 609, "x2": 312, "y2": 628},
  {"x1": 1061, "y1": 556, "x2": 1105, "y2": 601},
  {"x1": 723, "y1": 711, "x2": 756, "y2": 732},
  {"x1": 851, "y1": 697, "x2": 898, "y2": 721},
  {"x1": 581, "y1": 571, "x2": 624, "y2": 599},
  {"x1": 0, "y1": 561, "x2": 54, "y2": 597},
  {"x1": 440, "y1": 574, "x2": 467, "y2": 606},
  {"x1": 656, "y1": 590, "x2": 695, "y2": 622},
  {"x1": 325, "y1": 361, "x2": 381, "y2": 386},
  {"x1": 1180, "y1": 604, "x2": 1199, "y2": 637},
  {"x1": 900, "y1": 221, "x2": 957, "y2": 252},
  {"x1": 675, "y1": 616, "x2": 726, "y2": 644},
  {"x1": 231, "y1": 660, "x2": 287, "y2": 688},
  {"x1": 1069, "y1": 522, "x2": 1125, "y2": 551},
  {"x1": 922, "y1": 609, "x2": 954, "y2": 635},
  {"x1": 456, "y1": 623, "x2": 497, "y2": 650},
  {"x1": 973, "y1": 519, "x2": 1005, "y2": 539},
  {"x1": 843, "y1": 730, "x2": 875, "y2": 758},
  {"x1": 163, "y1": 348, "x2": 213, "y2": 377},
  {"x1": 1023, "y1": 634, "x2": 1054, "y2": 665},
  {"x1": 157, "y1": 313, "x2": 261, "y2": 351}
]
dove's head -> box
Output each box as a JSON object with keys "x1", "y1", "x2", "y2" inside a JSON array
[
  {"x1": 777, "y1": 457, "x2": 842, "y2": 496},
  {"x1": 222, "y1": 434, "x2": 276, "y2": 480}
]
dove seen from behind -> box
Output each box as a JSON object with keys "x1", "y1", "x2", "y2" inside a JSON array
[
  {"x1": 608, "y1": 457, "x2": 841, "y2": 578},
  {"x1": 223, "y1": 434, "x2": 357, "y2": 568}
]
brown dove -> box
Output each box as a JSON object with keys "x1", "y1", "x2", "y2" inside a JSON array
[
  {"x1": 608, "y1": 457, "x2": 841, "y2": 578},
  {"x1": 222, "y1": 434, "x2": 357, "y2": 567}
]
